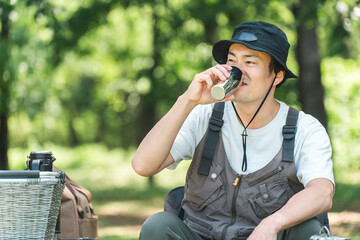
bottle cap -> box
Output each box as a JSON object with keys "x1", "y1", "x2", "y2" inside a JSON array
[{"x1": 211, "y1": 85, "x2": 226, "y2": 101}]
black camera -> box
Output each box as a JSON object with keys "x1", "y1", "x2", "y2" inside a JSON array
[{"x1": 26, "y1": 151, "x2": 56, "y2": 171}]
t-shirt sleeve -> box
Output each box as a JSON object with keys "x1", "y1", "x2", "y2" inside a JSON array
[
  {"x1": 295, "y1": 113, "x2": 335, "y2": 187},
  {"x1": 168, "y1": 104, "x2": 211, "y2": 170}
]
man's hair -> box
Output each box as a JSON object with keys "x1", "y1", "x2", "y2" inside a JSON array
[{"x1": 269, "y1": 56, "x2": 286, "y2": 75}]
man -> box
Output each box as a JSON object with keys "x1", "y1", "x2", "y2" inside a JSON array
[{"x1": 132, "y1": 21, "x2": 334, "y2": 240}]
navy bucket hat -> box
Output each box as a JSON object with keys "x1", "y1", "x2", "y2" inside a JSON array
[{"x1": 212, "y1": 21, "x2": 297, "y2": 86}]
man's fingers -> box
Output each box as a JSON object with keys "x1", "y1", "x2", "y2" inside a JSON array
[
  {"x1": 195, "y1": 73, "x2": 214, "y2": 88},
  {"x1": 214, "y1": 64, "x2": 232, "y2": 79},
  {"x1": 203, "y1": 64, "x2": 232, "y2": 83}
]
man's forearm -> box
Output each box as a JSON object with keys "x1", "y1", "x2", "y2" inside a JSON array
[
  {"x1": 248, "y1": 178, "x2": 333, "y2": 239},
  {"x1": 132, "y1": 94, "x2": 196, "y2": 176},
  {"x1": 270, "y1": 178, "x2": 333, "y2": 231}
]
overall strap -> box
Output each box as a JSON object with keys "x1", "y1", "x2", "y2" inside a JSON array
[
  {"x1": 281, "y1": 107, "x2": 330, "y2": 229},
  {"x1": 282, "y1": 107, "x2": 300, "y2": 162},
  {"x1": 197, "y1": 102, "x2": 225, "y2": 176}
]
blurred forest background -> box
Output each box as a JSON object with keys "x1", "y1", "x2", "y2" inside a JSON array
[{"x1": 1, "y1": 0, "x2": 360, "y2": 239}]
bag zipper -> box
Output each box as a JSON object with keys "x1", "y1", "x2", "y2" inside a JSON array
[{"x1": 248, "y1": 166, "x2": 284, "y2": 187}]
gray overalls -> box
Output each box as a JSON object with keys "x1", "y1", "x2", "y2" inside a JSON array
[{"x1": 181, "y1": 103, "x2": 327, "y2": 240}]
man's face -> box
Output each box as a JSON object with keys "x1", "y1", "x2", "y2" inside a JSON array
[{"x1": 226, "y1": 43, "x2": 276, "y2": 104}]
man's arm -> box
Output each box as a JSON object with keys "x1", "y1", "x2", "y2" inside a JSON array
[
  {"x1": 132, "y1": 65, "x2": 233, "y2": 177},
  {"x1": 248, "y1": 178, "x2": 334, "y2": 240},
  {"x1": 132, "y1": 95, "x2": 196, "y2": 176}
]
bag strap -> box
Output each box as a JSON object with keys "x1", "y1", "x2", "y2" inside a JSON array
[
  {"x1": 53, "y1": 165, "x2": 94, "y2": 218},
  {"x1": 65, "y1": 173, "x2": 95, "y2": 218},
  {"x1": 282, "y1": 107, "x2": 299, "y2": 162},
  {"x1": 197, "y1": 102, "x2": 225, "y2": 176},
  {"x1": 65, "y1": 176, "x2": 87, "y2": 218}
]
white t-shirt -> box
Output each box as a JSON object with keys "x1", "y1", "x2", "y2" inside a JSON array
[{"x1": 169, "y1": 100, "x2": 335, "y2": 187}]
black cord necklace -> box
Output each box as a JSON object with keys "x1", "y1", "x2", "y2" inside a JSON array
[{"x1": 231, "y1": 74, "x2": 277, "y2": 172}]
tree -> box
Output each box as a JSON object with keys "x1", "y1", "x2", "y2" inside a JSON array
[
  {"x1": 3, "y1": 0, "x2": 359, "y2": 172},
  {"x1": 292, "y1": 0, "x2": 328, "y2": 129},
  {"x1": 0, "y1": 2, "x2": 14, "y2": 169},
  {"x1": 0, "y1": 0, "x2": 121, "y2": 167}
]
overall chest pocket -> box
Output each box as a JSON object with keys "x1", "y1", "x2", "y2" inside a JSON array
[
  {"x1": 185, "y1": 164, "x2": 225, "y2": 212},
  {"x1": 247, "y1": 166, "x2": 294, "y2": 220}
]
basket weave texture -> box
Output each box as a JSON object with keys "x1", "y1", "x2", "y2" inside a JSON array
[{"x1": 0, "y1": 176, "x2": 65, "y2": 240}]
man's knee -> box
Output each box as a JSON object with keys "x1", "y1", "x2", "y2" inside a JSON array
[
  {"x1": 280, "y1": 218, "x2": 322, "y2": 240},
  {"x1": 140, "y1": 212, "x2": 182, "y2": 239}
]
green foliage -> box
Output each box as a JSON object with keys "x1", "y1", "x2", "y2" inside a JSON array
[
  {"x1": 9, "y1": 143, "x2": 190, "y2": 190},
  {"x1": 2, "y1": 1, "x2": 360, "y2": 238},
  {"x1": 333, "y1": 182, "x2": 360, "y2": 211},
  {"x1": 1, "y1": 1, "x2": 54, "y2": 120},
  {"x1": 319, "y1": 0, "x2": 360, "y2": 58},
  {"x1": 2, "y1": 0, "x2": 360, "y2": 171},
  {"x1": 323, "y1": 56, "x2": 360, "y2": 171}
]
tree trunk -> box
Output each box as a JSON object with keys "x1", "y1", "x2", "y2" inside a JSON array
[
  {"x1": 0, "y1": 114, "x2": 9, "y2": 170},
  {"x1": 204, "y1": 22, "x2": 217, "y2": 44},
  {"x1": 293, "y1": 1, "x2": 328, "y2": 129},
  {"x1": 67, "y1": 110, "x2": 79, "y2": 146},
  {"x1": 0, "y1": 4, "x2": 11, "y2": 170},
  {"x1": 137, "y1": 100, "x2": 156, "y2": 186},
  {"x1": 136, "y1": 0, "x2": 163, "y2": 187},
  {"x1": 96, "y1": 107, "x2": 106, "y2": 144}
]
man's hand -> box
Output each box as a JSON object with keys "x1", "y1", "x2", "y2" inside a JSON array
[
  {"x1": 184, "y1": 64, "x2": 233, "y2": 105},
  {"x1": 247, "y1": 216, "x2": 279, "y2": 240},
  {"x1": 132, "y1": 64, "x2": 234, "y2": 176},
  {"x1": 247, "y1": 178, "x2": 333, "y2": 240}
]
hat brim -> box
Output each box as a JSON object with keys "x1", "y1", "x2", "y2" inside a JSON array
[{"x1": 212, "y1": 40, "x2": 297, "y2": 80}]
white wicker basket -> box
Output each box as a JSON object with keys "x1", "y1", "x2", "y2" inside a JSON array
[{"x1": 0, "y1": 171, "x2": 65, "y2": 240}]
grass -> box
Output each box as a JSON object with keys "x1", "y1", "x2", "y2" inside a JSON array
[
  {"x1": 333, "y1": 183, "x2": 360, "y2": 212},
  {"x1": 8, "y1": 144, "x2": 360, "y2": 239}
]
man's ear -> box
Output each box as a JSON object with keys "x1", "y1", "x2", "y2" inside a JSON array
[{"x1": 274, "y1": 70, "x2": 285, "y2": 87}]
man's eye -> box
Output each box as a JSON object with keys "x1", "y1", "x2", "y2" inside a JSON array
[
  {"x1": 228, "y1": 59, "x2": 235, "y2": 62},
  {"x1": 246, "y1": 61, "x2": 255, "y2": 64}
]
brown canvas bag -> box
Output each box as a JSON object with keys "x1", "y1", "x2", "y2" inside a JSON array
[{"x1": 54, "y1": 167, "x2": 98, "y2": 239}]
